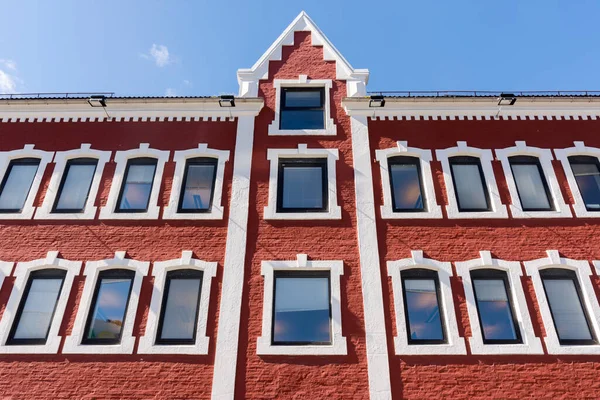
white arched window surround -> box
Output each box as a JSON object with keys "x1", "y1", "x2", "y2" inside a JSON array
[
  {"x1": 138, "y1": 251, "x2": 217, "y2": 354},
  {"x1": 455, "y1": 251, "x2": 543, "y2": 355},
  {"x1": 555, "y1": 141, "x2": 600, "y2": 218},
  {"x1": 257, "y1": 254, "x2": 346, "y2": 355},
  {"x1": 375, "y1": 141, "x2": 442, "y2": 219},
  {"x1": 264, "y1": 144, "x2": 341, "y2": 220},
  {"x1": 163, "y1": 144, "x2": 230, "y2": 220},
  {"x1": 62, "y1": 251, "x2": 149, "y2": 354},
  {"x1": 99, "y1": 143, "x2": 169, "y2": 220},
  {"x1": 0, "y1": 251, "x2": 80, "y2": 354},
  {"x1": 34, "y1": 144, "x2": 111, "y2": 220},
  {"x1": 496, "y1": 141, "x2": 571, "y2": 219},
  {"x1": 387, "y1": 250, "x2": 466, "y2": 355},
  {"x1": 268, "y1": 75, "x2": 336, "y2": 136},
  {"x1": 0, "y1": 144, "x2": 54, "y2": 220},
  {"x1": 524, "y1": 250, "x2": 600, "y2": 354}
]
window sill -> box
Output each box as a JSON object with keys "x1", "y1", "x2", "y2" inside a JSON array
[
  {"x1": 162, "y1": 208, "x2": 224, "y2": 220},
  {"x1": 99, "y1": 207, "x2": 160, "y2": 220},
  {"x1": 393, "y1": 339, "x2": 466, "y2": 355},
  {"x1": 62, "y1": 337, "x2": 136, "y2": 354},
  {"x1": 508, "y1": 205, "x2": 572, "y2": 219},
  {"x1": 380, "y1": 206, "x2": 443, "y2": 219},
  {"x1": 256, "y1": 336, "x2": 347, "y2": 355},
  {"x1": 137, "y1": 338, "x2": 210, "y2": 355},
  {"x1": 267, "y1": 126, "x2": 337, "y2": 136},
  {"x1": 264, "y1": 205, "x2": 341, "y2": 220}
]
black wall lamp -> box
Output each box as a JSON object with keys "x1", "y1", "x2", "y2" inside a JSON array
[
  {"x1": 369, "y1": 95, "x2": 385, "y2": 108},
  {"x1": 498, "y1": 93, "x2": 517, "y2": 106},
  {"x1": 88, "y1": 95, "x2": 107, "y2": 107},
  {"x1": 219, "y1": 95, "x2": 235, "y2": 107}
]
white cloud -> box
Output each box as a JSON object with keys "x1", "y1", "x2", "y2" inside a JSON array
[
  {"x1": 0, "y1": 69, "x2": 17, "y2": 93},
  {"x1": 165, "y1": 88, "x2": 177, "y2": 96},
  {"x1": 183, "y1": 79, "x2": 191, "y2": 86},
  {"x1": 0, "y1": 59, "x2": 16, "y2": 71},
  {"x1": 144, "y1": 44, "x2": 172, "y2": 67}
]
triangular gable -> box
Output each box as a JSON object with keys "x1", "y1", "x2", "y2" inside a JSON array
[{"x1": 237, "y1": 11, "x2": 369, "y2": 97}]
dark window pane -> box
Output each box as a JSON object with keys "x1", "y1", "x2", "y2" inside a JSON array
[
  {"x1": 389, "y1": 158, "x2": 424, "y2": 211},
  {"x1": 284, "y1": 90, "x2": 322, "y2": 107},
  {"x1": 510, "y1": 157, "x2": 552, "y2": 211},
  {"x1": 450, "y1": 158, "x2": 489, "y2": 211},
  {"x1": 570, "y1": 158, "x2": 600, "y2": 211},
  {"x1": 278, "y1": 159, "x2": 327, "y2": 212},
  {"x1": 117, "y1": 160, "x2": 156, "y2": 211},
  {"x1": 54, "y1": 160, "x2": 97, "y2": 212},
  {"x1": 473, "y1": 278, "x2": 518, "y2": 342},
  {"x1": 404, "y1": 279, "x2": 444, "y2": 342},
  {"x1": 280, "y1": 110, "x2": 325, "y2": 130},
  {"x1": 179, "y1": 160, "x2": 216, "y2": 211},
  {"x1": 280, "y1": 88, "x2": 325, "y2": 130},
  {"x1": 273, "y1": 275, "x2": 331, "y2": 344},
  {"x1": 0, "y1": 159, "x2": 40, "y2": 212},
  {"x1": 158, "y1": 272, "x2": 202, "y2": 342}
]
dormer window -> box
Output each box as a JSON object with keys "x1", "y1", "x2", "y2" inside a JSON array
[{"x1": 280, "y1": 88, "x2": 325, "y2": 130}]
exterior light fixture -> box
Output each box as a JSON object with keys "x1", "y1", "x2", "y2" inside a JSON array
[
  {"x1": 498, "y1": 93, "x2": 517, "y2": 106},
  {"x1": 369, "y1": 95, "x2": 385, "y2": 108},
  {"x1": 219, "y1": 95, "x2": 235, "y2": 107},
  {"x1": 87, "y1": 95, "x2": 107, "y2": 108}
]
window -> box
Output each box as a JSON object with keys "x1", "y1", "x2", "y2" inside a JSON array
[
  {"x1": 82, "y1": 269, "x2": 135, "y2": 345},
  {"x1": 7, "y1": 269, "x2": 66, "y2": 345},
  {"x1": 178, "y1": 158, "x2": 217, "y2": 213},
  {"x1": 116, "y1": 158, "x2": 157, "y2": 213},
  {"x1": 471, "y1": 269, "x2": 521, "y2": 344},
  {"x1": 569, "y1": 156, "x2": 600, "y2": 212},
  {"x1": 280, "y1": 87, "x2": 325, "y2": 130},
  {"x1": 540, "y1": 268, "x2": 596, "y2": 345},
  {"x1": 388, "y1": 156, "x2": 424, "y2": 212},
  {"x1": 509, "y1": 156, "x2": 553, "y2": 212},
  {"x1": 272, "y1": 271, "x2": 331, "y2": 345},
  {"x1": 401, "y1": 269, "x2": 445, "y2": 344},
  {"x1": 0, "y1": 158, "x2": 40, "y2": 213},
  {"x1": 449, "y1": 156, "x2": 490, "y2": 212},
  {"x1": 52, "y1": 158, "x2": 98, "y2": 213},
  {"x1": 277, "y1": 158, "x2": 327, "y2": 213},
  {"x1": 156, "y1": 269, "x2": 203, "y2": 344}
]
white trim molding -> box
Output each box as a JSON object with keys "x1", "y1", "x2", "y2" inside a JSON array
[
  {"x1": 555, "y1": 141, "x2": 600, "y2": 218},
  {"x1": 387, "y1": 250, "x2": 466, "y2": 355},
  {"x1": 436, "y1": 141, "x2": 508, "y2": 219},
  {"x1": 34, "y1": 144, "x2": 111, "y2": 220},
  {"x1": 0, "y1": 251, "x2": 80, "y2": 354},
  {"x1": 0, "y1": 145, "x2": 53, "y2": 220},
  {"x1": 375, "y1": 141, "x2": 442, "y2": 219},
  {"x1": 455, "y1": 251, "x2": 543, "y2": 355},
  {"x1": 99, "y1": 143, "x2": 169, "y2": 220},
  {"x1": 257, "y1": 254, "x2": 346, "y2": 355},
  {"x1": 524, "y1": 250, "x2": 600, "y2": 354},
  {"x1": 264, "y1": 144, "x2": 341, "y2": 220},
  {"x1": 163, "y1": 144, "x2": 230, "y2": 220},
  {"x1": 496, "y1": 141, "x2": 571, "y2": 218},
  {"x1": 138, "y1": 251, "x2": 217, "y2": 354},
  {"x1": 62, "y1": 251, "x2": 149, "y2": 354},
  {"x1": 268, "y1": 76, "x2": 336, "y2": 136},
  {"x1": 0, "y1": 261, "x2": 13, "y2": 292}
]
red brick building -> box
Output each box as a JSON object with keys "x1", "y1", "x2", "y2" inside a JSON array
[{"x1": 1, "y1": 11, "x2": 600, "y2": 399}]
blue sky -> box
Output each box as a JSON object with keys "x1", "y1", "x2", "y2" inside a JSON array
[{"x1": 1, "y1": 0, "x2": 599, "y2": 97}]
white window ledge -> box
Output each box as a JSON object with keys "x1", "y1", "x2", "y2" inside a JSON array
[
  {"x1": 257, "y1": 254, "x2": 347, "y2": 355},
  {"x1": 138, "y1": 251, "x2": 217, "y2": 354},
  {"x1": 455, "y1": 251, "x2": 543, "y2": 355},
  {"x1": 35, "y1": 144, "x2": 111, "y2": 220},
  {"x1": 496, "y1": 141, "x2": 571, "y2": 218},
  {"x1": 62, "y1": 251, "x2": 149, "y2": 354},
  {"x1": 387, "y1": 251, "x2": 466, "y2": 355}
]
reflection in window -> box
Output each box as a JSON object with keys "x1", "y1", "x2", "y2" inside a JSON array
[
  {"x1": 53, "y1": 158, "x2": 98, "y2": 213},
  {"x1": 280, "y1": 87, "x2": 325, "y2": 130},
  {"x1": 388, "y1": 156, "x2": 424, "y2": 212},
  {"x1": 7, "y1": 269, "x2": 66, "y2": 345},
  {"x1": 401, "y1": 269, "x2": 445, "y2": 343},
  {"x1": 83, "y1": 269, "x2": 134, "y2": 344},
  {"x1": 156, "y1": 270, "x2": 203, "y2": 344},
  {"x1": 540, "y1": 268, "x2": 596, "y2": 345},
  {"x1": 277, "y1": 158, "x2": 327, "y2": 212},
  {"x1": 178, "y1": 158, "x2": 217, "y2": 212},
  {"x1": 471, "y1": 269, "x2": 521, "y2": 344},
  {"x1": 116, "y1": 158, "x2": 157, "y2": 212},
  {"x1": 509, "y1": 156, "x2": 553, "y2": 211},
  {"x1": 449, "y1": 156, "x2": 490, "y2": 211},
  {"x1": 0, "y1": 158, "x2": 40, "y2": 213},
  {"x1": 569, "y1": 156, "x2": 600, "y2": 211},
  {"x1": 272, "y1": 272, "x2": 331, "y2": 345}
]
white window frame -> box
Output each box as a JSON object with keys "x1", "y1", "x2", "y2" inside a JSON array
[
  {"x1": 268, "y1": 76, "x2": 336, "y2": 136},
  {"x1": 257, "y1": 254, "x2": 346, "y2": 355},
  {"x1": 375, "y1": 141, "x2": 442, "y2": 219},
  {"x1": 0, "y1": 144, "x2": 53, "y2": 220},
  {"x1": 99, "y1": 143, "x2": 169, "y2": 220},
  {"x1": 264, "y1": 144, "x2": 341, "y2": 220},
  {"x1": 524, "y1": 250, "x2": 600, "y2": 354},
  {"x1": 0, "y1": 261, "x2": 13, "y2": 290},
  {"x1": 0, "y1": 251, "x2": 80, "y2": 354},
  {"x1": 62, "y1": 251, "x2": 149, "y2": 354},
  {"x1": 387, "y1": 250, "x2": 466, "y2": 355},
  {"x1": 496, "y1": 141, "x2": 571, "y2": 218},
  {"x1": 163, "y1": 144, "x2": 229, "y2": 220},
  {"x1": 34, "y1": 144, "x2": 111, "y2": 220},
  {"x1": 455, "y1": 251, "x2": 543, "y2": 355},
  {"x1": 138, "y1": 251, "x2": 217, "y2": 354},
  {"x1": 436, "y1": 141, "x2": 507, "y2": 219},
  {"x1": 555, "y1": 141, "x2": 600, "y2": 218}
]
